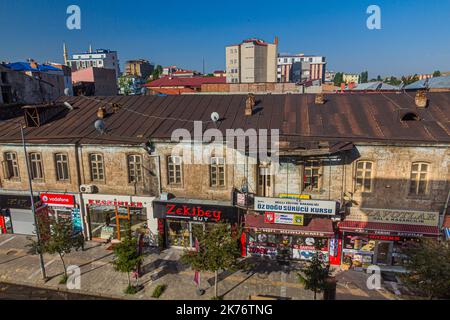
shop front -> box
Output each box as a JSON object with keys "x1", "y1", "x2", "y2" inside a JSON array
[
  {"x1": 338, "y1": 208, "x2": 440, "y2": 269},
  {"x1": 243, "y1": 213, "x2": 335, "y2": 262},
  {"x1": 153, "y1": 198, "x2": 241, "y2": 249},
  {"x1": 0, "y1": 193, "x2": 41, "y2": 235},
  {"x1": 82, "y1": 194, "x2": 156, "y2": 243},
  {"x1": 40, "y1": 193, "x2": 83, "y2": 235}
]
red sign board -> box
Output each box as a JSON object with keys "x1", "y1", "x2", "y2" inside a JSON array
[{"x1": 40, "y1": 193, "x2": 75, "y2": 208}]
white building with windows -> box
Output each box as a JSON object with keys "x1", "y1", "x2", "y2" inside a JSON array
[
  {"x1": 277, "y1": 53, "x2": 326, "y2": 83},
  {"x1": 67, "y1": 48, "x2": 120, "y2": 78}
]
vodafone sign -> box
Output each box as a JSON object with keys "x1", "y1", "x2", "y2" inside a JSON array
[{"x1": 40, "y1": 193, "x2": 75, "y2": 207}]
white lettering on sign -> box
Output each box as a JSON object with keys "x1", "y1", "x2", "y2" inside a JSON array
[{"x1": 255, "y1": 197, "x2": 337, "y2": 215}]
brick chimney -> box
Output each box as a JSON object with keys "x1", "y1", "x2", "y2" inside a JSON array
[
  {"x1": 245, "y1": 93, "x2": 255, "y2": 116},
  {"x1": 315, "y1": 93, "x2": 326, "y2": 105},
  {"x1": 415, "y1": 91, "x2": 428, "y2": 108}
]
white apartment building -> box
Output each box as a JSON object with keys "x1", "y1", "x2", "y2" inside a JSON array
[
  {"x1": 277, "y1": 54, "x2": 326, "y2": 83},
  {"x1": 226, "y1": 38, "x2": 278, "y2": 83},
  {"x1": 67, "y1": 48, "x2": 120, "y2": 78}
]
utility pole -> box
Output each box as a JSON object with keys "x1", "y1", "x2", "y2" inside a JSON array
[{"x1": 20, "y1": 123, "x2": 46, "y2": 280}]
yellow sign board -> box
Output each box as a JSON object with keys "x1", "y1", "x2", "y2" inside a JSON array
[
  {"x1": 348, "y1": 208, "x2": 439, "y2": 227},
  {"x1": 279, "y1": 194, "x2": 311, "y2": 200}
]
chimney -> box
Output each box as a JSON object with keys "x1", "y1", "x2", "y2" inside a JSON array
[
  {"x1": 315, "y1": 93, "x2": 326, "y2": 104},
  {"x1": 97, "y1": 106, "x2": 106, "y2": 119},
  {"x1": 415, "y1": 90, "x2": 428, "y2": 108},
  {"x1": 274, "y1": 36, "x2": 279, "y2": 46},
  {"x1": 245, "y1": 93, "x2": 255, "y2": 116},
  {"x1": 29, "y1": 59, "x2": 38, "y2": 70}
]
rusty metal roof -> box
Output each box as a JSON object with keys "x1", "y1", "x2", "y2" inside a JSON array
[{"x1": 0, "y1": 92, "x2": 449, "y2": 146}]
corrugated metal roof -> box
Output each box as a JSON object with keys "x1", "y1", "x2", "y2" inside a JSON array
[
  {"x1": 0, "y1": 93, "x2": 449, "y2": 146},
  {"x1": 352, "y1": 82, "x2": 400, "y2": 91},
  {"x1": 404, "y1": 75, "x2": 450, "y2": 90}
]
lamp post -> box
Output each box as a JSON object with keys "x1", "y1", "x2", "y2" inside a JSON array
[{"x1": 19, "y1": 122, "x2": 46, "y2": 280}]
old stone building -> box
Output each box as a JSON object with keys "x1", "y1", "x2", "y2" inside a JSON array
[{"x1": 0, "y1": 93, "x2": 449, "y2": 269}]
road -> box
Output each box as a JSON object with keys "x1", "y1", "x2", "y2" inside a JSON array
[{"x1": 0, "y1": 282, "x2": 115, "y2": 300}]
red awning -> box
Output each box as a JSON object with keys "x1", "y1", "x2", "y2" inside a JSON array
[
  {"x1": 244, "y1": 214, "x2": 334, "y2": 237},
  {"x1": 338, "y1": 220, "x2": 439, "y2": 237}
]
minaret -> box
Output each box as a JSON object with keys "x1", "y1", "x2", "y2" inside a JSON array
[
  {"x1": 89, "y1": 44, "x2": 93, "y2": 53},
  {"x1": 63, "y1": 42, "x2": 68, "y2": 66}
]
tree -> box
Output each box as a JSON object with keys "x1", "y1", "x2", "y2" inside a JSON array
[
  {"x1": 376, "y1": 75, "x2": 382, "y2": 81},
  {"x1": 433, "y1": 70, "x2": 441, "y2": 77},
  {"x1": 298, "y1": 252, "x2": 331, "y2": 300},
  {"x1": 333, "y1": 72, "x2": 344, "y2": 86},
  {"x1": 29, "y1": 214, "x2": 82, "y2": 284},
  {"x1": 118, "y1": 75, "x2": 134, "y2": 95},
  {"x1": 151, "y1": 65, "x2": 163, "y2": 81},
  {"x1": 400, "y1": 239, "x2": 450, "y2": 300},
  {"x1": 360, "y1": 71, "x2": 369, "y2": 83},
  {"x1": 181, "y1": 223, "x2": 242, "y2": 299},
  {"x1": 112, "y1": 224, "x2": 143, "y2": 294}
]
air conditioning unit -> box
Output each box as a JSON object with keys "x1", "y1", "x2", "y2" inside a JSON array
[{"x1": 80, "y1": 184, "x2": 96, "y2": 194}]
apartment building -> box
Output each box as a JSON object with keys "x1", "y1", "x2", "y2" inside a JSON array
[
  {"x1": 343, "y1": 73, "x2": 360, "y2": 84},
  {"x1": 66, "y1": 46, "x2": 120, "y2": 78},
  {"x1": 125, "y1": 59, "x2": 154, "y2": 80},
  {"x1": 226, "y1": 38, "x2": 278, "y2": 83},
  {"x1": 277, "y1": 54, "x2": 326, "y2": 83}
]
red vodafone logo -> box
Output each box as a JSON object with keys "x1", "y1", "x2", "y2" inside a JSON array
[{"x1": 40, "y1": 193, "x2": 75, "y2": 207}]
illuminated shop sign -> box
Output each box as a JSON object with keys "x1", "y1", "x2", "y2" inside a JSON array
[
  {"x1": 153, "y1": 201, "x2": 238, "y2": 223},
  {"x1": 40, "y1": 193, "x2": 75, "y2": 207},
  {"x1": 254, "y1": 197, "x2": 337, "y2": 215}
]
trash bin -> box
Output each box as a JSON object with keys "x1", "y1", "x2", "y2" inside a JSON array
[{"x1": 323, "y1": 277, "x2": 337, "y2": 300}]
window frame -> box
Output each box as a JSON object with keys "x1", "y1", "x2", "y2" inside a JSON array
[
  {"x1": 409, "y1": 162, "x2": 430, "y2": 196},
  {"x1": 354, "y1": 160, "x2": 374, "y2": 193},
  {"x1": 303, "y1": 160, "x2": 321, "y2": 192},
  {"x1": 127, "y1": 154, "x2": 143, "y2": 183},
  {"x1": 29, "y1": 152, "x2": 44, "y2": 180},
  {"x1": 55, "y1": 153, "x2": 70, "y2": 182},
  {"x1": 3, "y1": 152, "x2": 20, "y2": 180},
  {"x1": 167, "y1": 155, "x2": 183, "y2": 186},
  {"x1": 89, "y1": 153, "x2": 105, "y2": 182},
  {"x1": 210, "y1": 156, "x2": 225, "y2": 188}
]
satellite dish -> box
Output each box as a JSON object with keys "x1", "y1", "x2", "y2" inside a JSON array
[
  {"x1": 94, "y1": 119, "x2": 106, "y2": 134},
  {"x1": 63, "y1": 101, "x2": 74, "y2": 110},
  {"x1": 211, "y1": 112, "x2": 220, "y2": 123}
]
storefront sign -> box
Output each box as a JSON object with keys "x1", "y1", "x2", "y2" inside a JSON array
[
  {"x1": 348, "y1": 208, "x2": 439, "y2": 227},
  {"x1": 264, "y1": 212, "x2": 304, "y2": 226},
  {"x1": 255, "y1": 227, "x2": 329, "y2": 237},
  {"x1": 153, "y1": 201, "x2": 239, "y2": 223},
  {"x1": 254, "y1": 197, "x2": 337, "y2": 215},
  {"x1": 71, "y1": 208, "x2": 83, "y2": 234},
  {"x1": 87, "y1": 199, "x2": 143, "y2": 208},
  {"x1": 0, "y1": 195, "x2": 40, "y2": 210},
  {"x1": 40, "y1": 193, "x2": 75, "y2": 208}
]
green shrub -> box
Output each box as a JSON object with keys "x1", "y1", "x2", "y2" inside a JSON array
[
  {"x1": 124, "y1": 285, "x2": 138, "y2": 295},
  {"x1": 59, "y1": 275, "x2": 68, "y2": 285},
  {"x1": 151, "y1": 284, "x2": 167, "y2": 298}
]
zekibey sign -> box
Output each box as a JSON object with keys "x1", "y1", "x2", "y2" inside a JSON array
[
  {"x1": 254, "y1": 197, "x2": 338, "y2": 215},
  {"x1": 40, "y1": 193, "x2": 75, "y2": 207}
]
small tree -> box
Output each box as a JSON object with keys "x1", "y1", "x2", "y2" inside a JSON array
[
  {"x1": 400, "y1": 239, "x2": 450, "y2": 300},
  {"x1": 112, "y1": 225, "x2": 143, "y2": 294},
  {"x1": 298, "y1": 253, "x2": 331, "y2": 300},
  {"x1": 29, "y1": 215, "x2": 81, "y2": 284},
  {"x1": 432, "y1": 70, "x2": 441, "y2": 77},
  {"x1": 181, "y1": 223, "x2": 242, "y2": 299}
]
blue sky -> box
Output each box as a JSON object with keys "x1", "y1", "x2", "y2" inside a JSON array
[{"x1": 0, "y1": 0, "x2": 449, "y2": 77}]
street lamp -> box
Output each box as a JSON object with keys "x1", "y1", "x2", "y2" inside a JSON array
[{"x1": 19, "y1": 122, "x2": 47, "y2": 280}]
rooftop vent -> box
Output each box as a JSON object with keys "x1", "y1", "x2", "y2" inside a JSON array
[
  {"x1": 245, "y1": 93, "x2": 255, "y2": 116},
  {"x1": 415, "y1": 91, "x2": 428, "y2": 108},
  {"x1": 401, "y1": 112, "x2": 420, "y2": 121},
  {"x1": 315, "y1": 93, "x2": 326, "y2": 105}
]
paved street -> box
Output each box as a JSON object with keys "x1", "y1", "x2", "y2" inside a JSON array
[{"x1": 0, "y1": 234, "x2": 400, "y2": 300}]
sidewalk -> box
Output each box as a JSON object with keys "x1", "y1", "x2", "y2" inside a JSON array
[{"x1": 0, "y1": 234, "x2": 398, "y2": 300}]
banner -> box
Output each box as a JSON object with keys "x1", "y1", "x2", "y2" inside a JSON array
[
  {"x1": 254, "y1": 197, "x2": 337, "y2": 215},
  {"x1": 264, "y1": 212, "x2": 304, "y2": 226},
  {"x1": 71, "y1": 208, "x2": 83, "y2": 234},
  {"x1": 348, "y1": 208, "x2": 439, "y2": 227}
]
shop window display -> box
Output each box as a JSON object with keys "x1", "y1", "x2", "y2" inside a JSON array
[
  {"x1": 167, "y1": 220, "x2": 190, "y2": 247},
  {"x1": 88, "y1": 205, "x2": 147, "y2": 241}
]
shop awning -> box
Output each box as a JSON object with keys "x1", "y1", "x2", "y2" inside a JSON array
[
  {"x1": 338, "y1": 220, "x2": 439, "y2": 237},
  {"x1": 244, "y1": 214, "x2": 335, "y2": 237}
]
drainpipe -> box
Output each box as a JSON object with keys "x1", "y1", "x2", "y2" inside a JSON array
[{"x1": 74, "y1": 142, "x2": 88, "y2": 239}]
